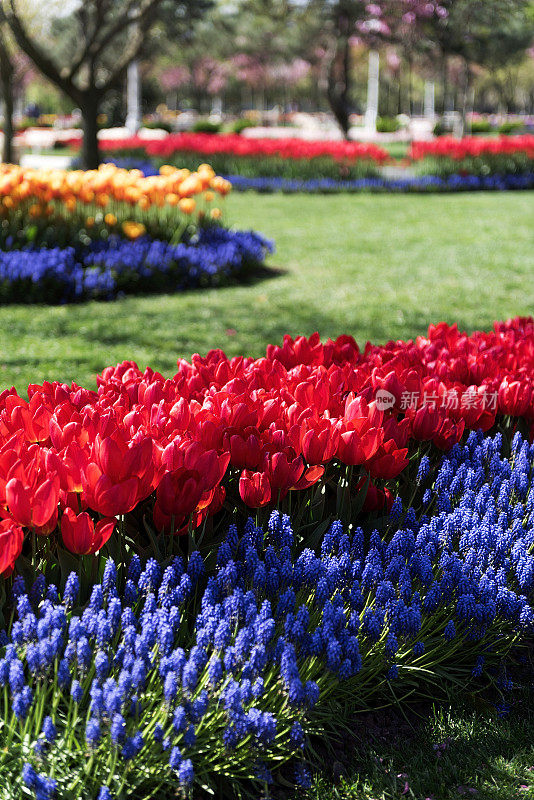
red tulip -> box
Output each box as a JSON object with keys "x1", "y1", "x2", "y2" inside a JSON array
[
  {"x1": 458, "y1": 387, "x2": 496, "y2": 431},
  {"x1": 356, "y1": 478, "x2": 393, "y2": 513},
  {"x1": 368, "y1": 440, "x2": 409, "y2": 479},
  {"x1": 239, "y1": 470, "x2": 271, "y2": 507},
  {"x1": 301, "y1": 419, "x2": 339, "y2": 465},
  {"x1": 371, "y1": 368, "x2": 406, "y2": 409},
  {"x1": 292, "y1": 464, "x2": 325, "y2": 491},
  {"x1": 337, "y1": 419, "x2": 383, "y2": 466},
  {"x1": 61, "y1": 507, "x2": 115, "y2": 555},
  {"x1": 182, "y1": 443, "x2": 230, "y2": 488},
  {"x1": 327, "y1": 334, "x2": 359, "y2": 365},
  {"x1": 294, "y1": 373, "x2": 330, "y2": 414},
  {"x1": 264, "y1": 449, "x2": 304, "y2": 497},
  {"x1": 498, "y1": 377, "x2": 531, "y2": 417},
  {"x1": 82, "y1": 462, "x2": 140, "y2": 517},
  {"x1": 409, "y1": 405, "x2": 442, "y2": 441},
  {"x1": 93, "y1": 430, "x2": 154, "y2": 486},
  {"x1": 225, "y1": 427, "x2": 263, "y2": 470},
  {"x1": 192, "y1": 484, "x2": 226, "y2": 529},
  {"x1": 153, "y1": 467, "x2": 205, "y2": 533},
  {"x1": 0, "y1": 518, "x2": 24, "y2": 575},
  {"x1": 433, "y1": 418, "x2": 465, "y2": 451},
  {"x1": 6, "y1": 475, "x2": 59, "y2": 531}
]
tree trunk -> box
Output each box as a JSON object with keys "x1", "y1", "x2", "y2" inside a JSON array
[
  {"x1": 458, "y1": 60, "x2": 471, "y2": 137},
  {"x1": 0, "y1": 71, "x2": 14, "y2": 164},
  {"x1": 0, "y1": 32, "x2": 14, "y2": 163},
  {"x1": 2, "y1": 79, "x2": 14, "y2": 163},
  {"x1": 81, "y1": 94, "x2": 100, "y2": 170},
  {"x1": 440, "y1": 55, "x2": 448, "y2": 115},
  {"x1": 406, "y1": 53, "x2": 413, "y2": 117},
  {"x1": 325, "y1": 28, "x2": 351, "y2": 139}
]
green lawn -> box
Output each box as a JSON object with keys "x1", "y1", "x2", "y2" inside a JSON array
[
  {"x1": 381, "y1": 141, "x2": 410, "y2": 160},
  {"x1": 307, "y1": 693, "x2": 534, "y2": 800},
  {"x1": 0, "y1": 191, "x2": 532, "y2": 393}
]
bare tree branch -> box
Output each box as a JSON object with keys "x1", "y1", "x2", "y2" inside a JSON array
[
  {"x1": 3, "y1": 0, "x2": 81, "y2": 102},
  {"x1": 68, "y1": 6, "x2": 104, "y2": 83},
  {"x1": 100, "y1": 22, "x2": 149, "y2": 91},
  {"x1": 87, "y1": 0, "x2": 163, "y2": 66}
]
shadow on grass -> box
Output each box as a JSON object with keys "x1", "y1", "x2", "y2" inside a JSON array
[
  {"x1": 303, "y1": 688, "x2": 534, "y2": 800},
  {"x1": 237, "y1": 263, "x2": 288, "y2": 286}
]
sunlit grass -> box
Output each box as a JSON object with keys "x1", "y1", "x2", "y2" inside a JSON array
[{"x1": 0, "y1": 191, "x2": 532, "y2": 394}]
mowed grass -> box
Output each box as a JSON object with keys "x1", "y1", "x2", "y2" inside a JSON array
[
  {"x1": 306, "y1": 692, "x2": 534, "y2": 800},
  {"x1": 381, "y1": 141, "x2": 410, "y2": 160},
  {"x1": 0, "y1": 191, "x2": 532, "y2": 393}
]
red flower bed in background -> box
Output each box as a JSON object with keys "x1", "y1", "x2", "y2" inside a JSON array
[
  {"x1": 92, "y1": 133, "x2": 390, "y2": 165},
  {"x1": 410, "y1": 135, "x2": 534, "y2": 161},
  {"x1": 1, "y1": 316, "x2": 534, "y2": 572}
]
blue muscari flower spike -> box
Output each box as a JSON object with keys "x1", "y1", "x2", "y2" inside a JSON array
[
  {"x1": 123, "y1": 579, "x2": 138, "y2": 606},
  {"x1": 22, "y1": 763, "x2": 38, "y2": 788},
  {"x1": 63, "y1": 572, "x2": 80, "y2": 608},
  {"x1": 294, "y1": 762, "x2": 312, "y2": 788},
  {"x1": 12, "y1": 575, "x2": 26, "y2": 600},
  {"x1": 290, "y1": 720, "x2": 305, "y2": 749},
  {"x1": 169, "y1": 746, "x2": 182, "y2": 770},
  {"x1": 444, "y1": 620, "x2": 456, "y2": 640},
  {"x1": 71, "y1": 680, "x2": 83, "y2": 704},
  {"x1": 127, "y1": 554, "x2": 142, "y2": 583},
  {"x1": 102, "y1": 560, "x2": 118, "y2": 596},
  {"x1": 187, "y1": 551, "x2": 205, "y2": 583},
  {"x1": 45, "y1": 584, "x2": 59, "y2": 603},
  {"x1": 42, "y1": 715, "x2": 56, "y2": 743},
  {"x1": 178, "y1": 758, "x2": 194, "y2": 787},
  {"x1": 29, "y1": 575, "x2": 46, "y2": 607},
  {"x1": 97, "y1": 788, "x2": 113, "y2": 800},
  {"x1": 86, "y1": 717, "x2": 101, "y2": 749},
  {"x1": 22, "y1": 763, "x2": 57, "y2": 798},
  {"x1": 416, "y1": 455, "x2": 431, "y2": 483},
  {"x1": 122, "y1": 732, "x2": 144, "y2": 761}
]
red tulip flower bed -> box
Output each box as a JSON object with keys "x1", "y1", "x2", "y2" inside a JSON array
[
  {"x1": 86, "y1": 133, "x2": 390, "y2": 182},
  {"x1": 409, "y1": 135, "x2": 534, "y2": 178},
  {"x1": 79, "y1": 133, "x2": 534, "y2": 187},
  {"x1": 1, "y1": 316, "x2": 534, "y2": 583}
]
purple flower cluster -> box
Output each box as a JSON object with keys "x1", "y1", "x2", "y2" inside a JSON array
[
  {"x1": 222, "y1": 172, "x2": 534, "y2": 194},
  {"x1": 1, "y1": 430, "x2": 534, "y2": 798},
  {"x1": 0, "y1": 228, "x2": 274, "y2": 304}
]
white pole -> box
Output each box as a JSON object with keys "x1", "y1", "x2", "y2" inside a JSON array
[
  {"x1": 424, "y1": 81, "x2": 435, "y2": 120},
  {"x1": 365, "y1": 50, "x2": 380, "y2": 132},
  {"x1": 125, "y1": 60, "x2": 141, "y2": 134}
]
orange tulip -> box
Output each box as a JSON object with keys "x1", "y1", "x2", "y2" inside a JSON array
[
  {"x1": 95, "y1": 192, "x2": 109, "y2": 207},
  {"x1": 179, "y1": 198, "x2": 196, "y2": 214},
  {"x1": 122, "y1": 221, "x2": 146, "y2": 239}
]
